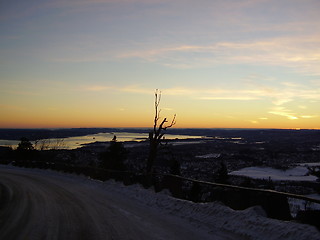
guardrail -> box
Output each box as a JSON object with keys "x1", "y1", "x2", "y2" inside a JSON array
[{"x1": 164, "y1": 174, "x2": 320, "y2": 205}]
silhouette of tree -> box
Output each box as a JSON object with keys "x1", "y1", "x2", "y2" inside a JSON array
[
  {"x1": 17, "y1": 137, "x2": 34, "y2": 151},
  {"x1": 146, "y1": 89, "x2": 176, "y2": 173},
  {"x1": 99, "y1": 135, "x2": 127, "y2": 171},
  {"x1": 214, "y1": 161, "x2": 228, "y2": 184},
  {"x1": 169, "y1": 159, "x2": 181, "y2": 176},
  {"x1": 16, "y1": 137, "x2": 36, "y2": 160}
]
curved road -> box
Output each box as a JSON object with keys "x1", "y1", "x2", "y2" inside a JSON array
[{"x1": 0, "y1": 166, "x2": 237, "y2": 240}]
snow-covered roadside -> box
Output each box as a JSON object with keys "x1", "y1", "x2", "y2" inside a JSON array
[
  {"x1": 1, "y1": 165, "x2": 319, "y2": 240},
  {"x1": 229, "y1": 165, "x2": 318, "y2": 182},
  {"x1": 93, "y1": 180, "x2": 320, "y2": 240}
]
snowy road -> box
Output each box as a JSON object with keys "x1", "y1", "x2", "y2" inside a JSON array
[
  {"x1": 1, "y1": 166, "x2": 319, "y2": 240},
  {"x1": 0, "y1": 166, "x2": 239, "y2": 240}
]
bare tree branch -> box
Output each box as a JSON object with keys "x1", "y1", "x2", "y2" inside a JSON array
[
  {"x1": 153, "y1": 89, "x2": 161, "y2": 133},
  {"x1": 163, "y1": 114, "x2": 176, "y2": 130},
  {"x1": 147, "y1": 89, "x2": 177, "y2": 173}
]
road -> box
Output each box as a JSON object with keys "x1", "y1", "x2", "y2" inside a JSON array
[{"x1": 0, "y1": 166, "x2": 238, "y2": 240}]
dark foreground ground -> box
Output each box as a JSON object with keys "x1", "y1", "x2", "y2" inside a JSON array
[{"x1": 1, "y1": 165, "x2": 319, "y2": 240}]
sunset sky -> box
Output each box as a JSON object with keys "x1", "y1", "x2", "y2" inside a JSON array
[{"x1": 1, "y1": 0, "x2": 319, "y2": 129}]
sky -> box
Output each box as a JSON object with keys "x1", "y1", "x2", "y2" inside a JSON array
[{"x1": 0, "y1": 0, "x2": 319, "y2": 129}]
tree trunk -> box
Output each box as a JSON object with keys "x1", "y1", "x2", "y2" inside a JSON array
[{"x1": 146, "y1": 142, "x2": 157, "y2": 173}]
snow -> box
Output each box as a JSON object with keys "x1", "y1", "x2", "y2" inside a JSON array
[
  {"x1": 288, "y1": 196, "x2": 320, "y2": 218},
  {"x1": 98, "y1": 182, "x2": 320, "y2": 240},
  {"x1": 230, "y1": 166, "x2": 318, "y2": 182},
  {"x1": 195, "y1": 153, "x2": 221, "y2": 159},
  {"x1": 1, "y1": 165, "x2": 319, "y2": 240}
]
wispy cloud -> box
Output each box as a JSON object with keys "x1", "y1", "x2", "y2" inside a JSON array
[
  {"x1": 300, "y1": 115, "x2": 317, "y2": 119},
  {"x1": 271, "y1": 98, "x2": 293, "y2": 106},
  {"x1": 244, "y1": 78, "x2": 320, "y2": 106},
  {"x1": 298, "y1": 105, "x2": 307, "y2": 109},
  {"x1": 268, "y1": 107, "x2": 318, "y2": 120},
  {"x1": 198, "y1": 96, "x2": 258, "y2": 101},
  {"x1": 82, "y1": 85, "x2": 111, "y2": 92},
  {"x1": 119, "y1": 86, "x2": 154, "y2": 95},
  {"x1": 93, "y1": 84, "x2": 320, "y2": 105},
  {"x1": 269, "y1": 107, "x2": 298, "y2": 120},
  {"x1": 117, "y1": 36, "x2": 320, "y2": 75}
]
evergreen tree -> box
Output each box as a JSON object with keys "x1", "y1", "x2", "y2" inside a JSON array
[
  {"x1": 16, "y1": 137, "x2": 36, "y2": 160},
  {"x1": 17, "y1": 137, "x2": 34, "y2": 151},
  {"x1": 99, "y1": 136, "x2": 127, "y2": 171}
]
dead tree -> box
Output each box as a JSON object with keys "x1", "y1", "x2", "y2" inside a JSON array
[{"x1": 146, "y1": 89, "x2": 176, "y2": 173}]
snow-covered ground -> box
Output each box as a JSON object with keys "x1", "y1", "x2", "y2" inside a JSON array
[
  {"x1": 0, "y1": 165, "x2": 319, "y2": 240},
  {"x1": 288, "y1": 196, "x2": 320, "y2": 218},
  {"x1": 229, "y1": 165, "x2": 319, "y2": 182},
  {"x1": 195, "y1": 153, "x2": 221, "y2": 159}
]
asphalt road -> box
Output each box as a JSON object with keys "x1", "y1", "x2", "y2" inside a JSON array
[{"x1": 0, "y1": 166, "x2": 237, "y2": 240}]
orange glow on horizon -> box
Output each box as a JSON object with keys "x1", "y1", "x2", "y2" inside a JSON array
[
  {"x1": 1, "y1": 91, "x2": 319, "y2": 130},
  {"x1": 1, "y1": 116, "x2": 319, "y2": 130}
]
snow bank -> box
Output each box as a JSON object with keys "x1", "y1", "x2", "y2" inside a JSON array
[
  {"x1": 97, "y1": 181, "x2": 319, "y2": 240},
  {"x1": 230, "y1": 166, "x2": 318, "y2": 182}
]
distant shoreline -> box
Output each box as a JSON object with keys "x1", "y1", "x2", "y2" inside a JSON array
[{"x1": 0, "y1": 127, "x2": 319, "y2": 141}]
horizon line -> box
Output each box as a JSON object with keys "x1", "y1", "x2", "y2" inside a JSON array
[{"x1": 0, "y1": 127, "x2": 319, "y2": 131}]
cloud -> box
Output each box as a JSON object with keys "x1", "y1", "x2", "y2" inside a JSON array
[
  {"x1": 119, "y1": 86, "x2": 154, "y2": 95},
  {"x1": 163, "y1": 88, "x2": 201, "y2": 96},
  {"x1": 79, "y1": 82, "x2": 320, "y2": 108},
  {"x1": 298, "y1": 105, "x2": 307, "y2": 109},
  {"x1": 111, "y1": 84, "x2": 320, "y2": 104},
  {"x1": 117, "y1": 36, "x2": 320, "y2": 75},
  {"x1": 244, "y1": 78, "x2": 320, "y2": 105},
  {"x1": 82, "y1": 85, "x2": 111, "y2": 92},
  {"x1": 300, "y1": 115, "x2": 317, "y2": 119},
  {"x1": 199, "y1": 96, "x2": 258, "y2": 101},
  {"x1": 125, "y1": 87, "x2": 263, "y2": 100},
  {"x1": 268, "y1": 107, "x2": 298, "y2": 120},
  {"x1": 271, "y1": 98, "x2": 293, "y2": 106}
]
